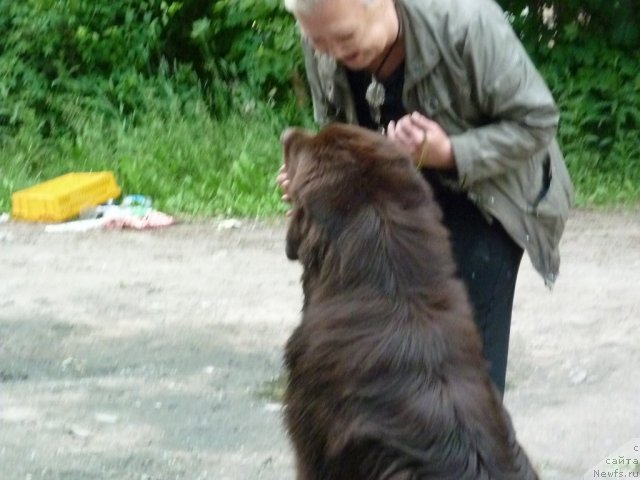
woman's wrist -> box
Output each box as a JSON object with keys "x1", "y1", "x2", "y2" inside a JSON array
[{"x1": 414, "y1": 134, "x2": 454, "y2": 170}]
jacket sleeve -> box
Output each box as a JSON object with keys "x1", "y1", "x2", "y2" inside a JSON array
[{"x1": 449, "y1": 4, "x2": 559, "y2": 187}]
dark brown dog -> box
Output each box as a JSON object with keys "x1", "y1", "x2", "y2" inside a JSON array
[{"x1": 281, "y1": 123, "x2": 538, "y2": 480}]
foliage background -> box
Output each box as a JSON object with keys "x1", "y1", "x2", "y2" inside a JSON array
[{"x1": 0, "y1": 0, "x2": 638, "y2": 216}]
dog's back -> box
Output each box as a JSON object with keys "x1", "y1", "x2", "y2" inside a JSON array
[{"x1": 282, "y1": 124, "x2": 538, "y2": 480}]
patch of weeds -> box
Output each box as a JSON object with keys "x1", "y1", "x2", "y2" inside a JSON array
[{"x1": 256, "y1": 373, "x2": 287, "y2": 402}]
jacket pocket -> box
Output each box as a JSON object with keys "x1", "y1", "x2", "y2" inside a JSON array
[
  {"x1": 529, "y1": 154, "x2": 552, "y2": 214},
  {"x1": 527, "y1": 141, "x2": 573, "y2": 220}
]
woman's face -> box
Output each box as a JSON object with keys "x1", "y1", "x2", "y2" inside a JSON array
[{"x1": 295, "y1": 0, "x2": 389, "y2": 71}]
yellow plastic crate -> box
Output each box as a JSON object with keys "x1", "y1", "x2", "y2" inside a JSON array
[{"x1": 11, "y1": 171, "x2": 122, "y2": 223}]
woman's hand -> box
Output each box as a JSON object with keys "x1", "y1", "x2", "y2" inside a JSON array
[
  {"x1": 277, "y1": 165, "x2": 294, "y2": 217},
  {"x1": 277, "y1": 164, "x2": 292, "y2": 203},
  {"x1": 387, "y1": 112, "x2": 455, "y2": 169}
]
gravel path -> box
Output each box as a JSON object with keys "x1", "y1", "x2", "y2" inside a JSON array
[{"x1": 0, "y1": 209, "x2": 638, "y2": 479}]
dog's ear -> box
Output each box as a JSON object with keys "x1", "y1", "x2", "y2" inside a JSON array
[{"x1": 286, "y1": 202, "x2": 336, "y2": 260}]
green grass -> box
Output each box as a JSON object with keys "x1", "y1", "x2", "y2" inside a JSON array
[
  {"x1": 0, "y1": 94, "x2": 309, "y2": 218},
  {"x1": 565, "y1": 146, "x2": 640, "y2": 207},
  {"x1": 1, "y1": 92, "x2": 639, "y2": 217},
  {"x1": 256, "y1": 373, "x2": 287, "y2": 402}
]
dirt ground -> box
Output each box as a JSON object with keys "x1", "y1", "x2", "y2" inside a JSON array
[{"x1": 1, "y1": 209, "x2": 639, "y2": 480}]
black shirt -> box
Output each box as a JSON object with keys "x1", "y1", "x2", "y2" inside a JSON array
[{"x1": 346, "y1": 62, "x2": 407, "y2": 132}]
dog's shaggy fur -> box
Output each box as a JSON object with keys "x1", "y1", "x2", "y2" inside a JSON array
[{"x1": 281, "y1": 124, "x2": 538, "y2": 480}]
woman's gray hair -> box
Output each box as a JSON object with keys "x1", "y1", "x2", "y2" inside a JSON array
[{"x1": 284, "y1": 0, "x2": 375, "y2": 14}]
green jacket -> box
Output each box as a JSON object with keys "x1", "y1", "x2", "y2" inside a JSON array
[{"x1": 301, "y1": 0, "x2": 574, "y2": 286}]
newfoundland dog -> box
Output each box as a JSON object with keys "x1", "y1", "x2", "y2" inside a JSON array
[{"x1": 281, "y1": 123, "x2": 538, "y2": 480}]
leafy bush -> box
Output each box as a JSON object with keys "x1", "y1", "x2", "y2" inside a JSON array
[
  {"x1": 0, "y1": 0, "x2": 306, "y2": 137},
  {"x1": 1, "y1": 0, "x2": 639, "y2": 216},
  {"x1": 540, "y1": 44, "x2": 640, "y2": 204},
  {"x1": 498, "y1": 0, "x2": 640, "y2": 205},
  {"x1": 0, "y1": 0, "x2": 309, "y2": 216},
  {"x1": 502, "y1": 0, "x2": 639, "y2": 52},
  {"x1": 163, "y1": 0, "x2": 307, "y2": 118}
]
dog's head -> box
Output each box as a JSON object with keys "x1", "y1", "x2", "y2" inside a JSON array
[{"x1": 281, "y1": 124, "x2": 435, "y2": 277}]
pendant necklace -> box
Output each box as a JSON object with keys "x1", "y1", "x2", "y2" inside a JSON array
[{"x1": 365, "y1": 8, "x2": 402, "y2": 130}]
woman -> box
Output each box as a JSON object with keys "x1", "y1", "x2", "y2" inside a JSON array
[{"x1": 278, "y1": 0, "x2": 573, "y2": 396}]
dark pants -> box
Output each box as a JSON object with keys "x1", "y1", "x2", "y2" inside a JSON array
[{"x1": 425, "y1": 173, "x2": 524, "y2": 397}]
